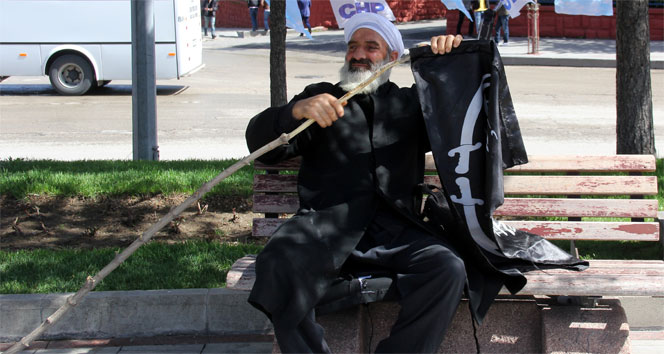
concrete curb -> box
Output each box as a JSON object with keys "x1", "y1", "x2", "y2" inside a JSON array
[
  {"x1": 502, "y1": 56, "x2": 664, "y2": 69},
  {"x1": 0, "y1": 289, "x2": 271, "y2": 342},
  {"x1": 3, "y1": 288, "x2": 663, "y2": 343}
]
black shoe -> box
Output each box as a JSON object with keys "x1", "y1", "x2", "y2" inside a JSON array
[{"x1": 211, "y1": 35, "x2": 216, "y2": 39}]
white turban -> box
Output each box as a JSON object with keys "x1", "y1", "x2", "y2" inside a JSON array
[{"x1": 343, "y1": 12, "x2": 405, "y2": 58}]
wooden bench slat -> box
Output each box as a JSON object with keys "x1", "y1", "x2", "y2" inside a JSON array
[
  {"x1": 254, "y1": 195, "x2": 659, "y2": 219},
  {"x1": 256, "y1": 155, "x2": 656, "y2": 173},
  {"x1": 255, "y1": 174, "x2": 657, "y2": 196},
  {"x1": 494, "y1": 198, "x2": 659, "y2": 218},
  {"x1": 253, "y1": 218, "x2": 286, "y2": 237},
  {"x1": 254, "y1": 174, "x2": 297, "y2": 193},
  {"x1": 504, "y1": 155, "x2": 656, "y2": 173},
  {"x1": 506, "y1": 274, "x2": 664, "y2": 297},
  {"x1": 226, "y1": 255, "x2": 256, "y2": 291},
  {"x1": 255, "y1": 158, "x2": 302, "y2": 171},
  {"x1": 253, "y1": 218, "x2": 660, "y2": 241},
  {"x1": 501, "y1": 221, "x2": 660, "y2": 241},
  {"x1": 427, "y1": 155, "x2": 657, "y2": 172},
  {"x1": 253, "y1": 194, "x2": 299, "y2": 214},
  {"x1": 585, "y1": 259, "x2": 664, "y2": 268},
  {"x1": 502, "y1": 175, "x2": 658, "y2": 196},
  {"x1": 228, "y1": 256, "x2": 664, "y2": 297}
]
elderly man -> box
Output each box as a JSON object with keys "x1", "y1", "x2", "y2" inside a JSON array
[{"x1": 245, "y1": 13, "x2": 464, "y2": 353}]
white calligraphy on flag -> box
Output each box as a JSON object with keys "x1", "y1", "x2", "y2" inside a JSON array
[
  {"x1": 554, "y1": 0, "x2": 613, "y2": 16},
  {"x1": 329, "y1": 0, "x2": 396, "y2": 28}
]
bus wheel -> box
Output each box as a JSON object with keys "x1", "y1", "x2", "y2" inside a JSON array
[{"x1": 49, "y1": 54, "x2": 95, "y2": 95}]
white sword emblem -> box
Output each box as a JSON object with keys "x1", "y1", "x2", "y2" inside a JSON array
[{"x1": 448, "y1": 74, "x2": 491, "y2": 174}]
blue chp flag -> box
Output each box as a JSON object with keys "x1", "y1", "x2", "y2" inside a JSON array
[
  {"x1": 330, "y1": 0, "x2": 396, "y2": 28},
  {"x1": 554, "y1": 0, "x2": 613, "y2": 16},
  {"x1": 498, "y1": 0, "x2": 536, "y2": 19},
  {"x1": 265, "y1": 0, "x2": 313, "y2": 39},
  {"x1": 440, "y1": 0, "x2": 473, "y2": 21}
]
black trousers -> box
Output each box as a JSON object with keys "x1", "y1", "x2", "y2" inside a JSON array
[{"x1": 274, "y1": 214, "x2": 467, "y2": 353}]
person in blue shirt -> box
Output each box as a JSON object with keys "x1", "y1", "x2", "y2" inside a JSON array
[{"x1": 297, "y1": 0, "x2": 312, "y2": 37}]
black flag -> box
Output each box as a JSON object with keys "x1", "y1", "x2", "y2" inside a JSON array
[{"x1": 410, "y1": 41, "x2": 588, "y2": 296}]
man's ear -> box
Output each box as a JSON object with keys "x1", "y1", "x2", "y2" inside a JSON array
[{"x1": 389, "y1": 51, "x2": 399, "y2": 62}]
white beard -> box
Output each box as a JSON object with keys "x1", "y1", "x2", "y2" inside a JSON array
[{"x1": 339, "y1": 58, "x2": 392, "y2": 95}]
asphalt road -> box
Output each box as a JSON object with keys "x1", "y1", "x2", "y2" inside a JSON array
[{"x1": 1, "y1": 25, "x2": 663, "y2": 160}]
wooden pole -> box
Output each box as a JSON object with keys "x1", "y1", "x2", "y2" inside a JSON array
[{"x1": 4, "y1": 55, "x2": 410, "y2": 354}]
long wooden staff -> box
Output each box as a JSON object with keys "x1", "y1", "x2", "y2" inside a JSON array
[{"x1": 5, "y1": 53, "x2": 411, "y2": 354}]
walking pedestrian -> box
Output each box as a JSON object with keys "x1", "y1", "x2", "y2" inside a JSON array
[
  {"x1": 494, "y1": 3, "x2": 510, "y2": 45},
  {"x1": 297, "y1": 0, "x2": 311, "y2": 37},
  {"x1": 262, "y1": 0, "x2": 270, "y2": 32},
  {"x1": 248, "y1": 0, "x2": 260, "y2": 32},
  {"x1": 202, "y1": 0, "x2": 218, "y2": 39}
]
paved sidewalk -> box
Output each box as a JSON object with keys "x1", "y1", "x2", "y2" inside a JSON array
[
  {"x1": 0, "y1": 334, "x2": 275, "y2": 354},
  {"x1": 212, "y1": 20, "x2": 664, "y2": 68},
  {"x1": 2, "y1": 329, "x2": 662, "y2": 353}
]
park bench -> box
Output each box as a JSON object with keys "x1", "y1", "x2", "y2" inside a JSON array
[{"x1": 228, "y1": 154, "x2": 663, "y2": 353}]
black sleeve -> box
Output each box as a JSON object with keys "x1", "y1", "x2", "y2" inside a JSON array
[
  {"x1": 407, "y1": 84, "x2": 432, "y2": 154},
  {"x1": 245, "y1": 84, "x2": 327, "y2": 164}
]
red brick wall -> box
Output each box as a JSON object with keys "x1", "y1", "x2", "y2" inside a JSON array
[
  {"x1": 214, "y1": 0, "x2": 268, "y2": 29},
  {"x1": 386, "y1": 0, "x2": 447, "y2": 24},
  {"x1": 213, "y1": 0, "x2": 447, "y2": 29},
  {"x1": 446, "y1": 5, "x2": 664, "y2": 40}
]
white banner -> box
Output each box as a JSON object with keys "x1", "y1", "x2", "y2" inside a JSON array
[
  {"x1": 554, "y1": 0, "x2": 613, "y2": 17},
  {"x1": 498, "y1": 0, "x2": 535, "y2": 19},
  {"x1": 330, "y1": 0, "x2": 396, "y2": 29}
]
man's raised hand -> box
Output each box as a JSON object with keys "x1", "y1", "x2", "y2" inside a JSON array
[
  {"x1": 292, "y1": 93, "x2": 345, "y2": 128},
  {"x1": 430, "y1": 34, "x2": 463, "y2": 55}
]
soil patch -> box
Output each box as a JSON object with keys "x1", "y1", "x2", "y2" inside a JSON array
[{"x1": 1, "y1": 194, "x2": 261, "y2": 250}]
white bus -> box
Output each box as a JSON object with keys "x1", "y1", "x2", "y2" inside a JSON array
[{"x1": 0, "y1": 0, "x2": 203, "y2": 95}]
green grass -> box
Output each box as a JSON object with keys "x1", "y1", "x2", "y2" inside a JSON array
[
  {"x1": 0, "y1": 241, "x2": 263, "y2": 294},
  {"x1": 0, "y1": 158, "x2": 255, "y2": 198}
]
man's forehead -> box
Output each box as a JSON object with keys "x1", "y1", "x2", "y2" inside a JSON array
[{"x1": 348, "y1": 28, "x2": 388, "y2": 47}]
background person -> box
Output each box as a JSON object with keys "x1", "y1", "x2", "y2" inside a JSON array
[
  {"x1": 247, "y1": 0, "x2": 260, "y2": 32},
  {"x1": 297, "y1": 0, "x2": 312, "y2": 36},
  {"x1": 202, "y1": 0, "x2": 218, "y2": 39},
  {"x1": 262, "y1": 0, "x2": 270, "y2": 32},
  {"x1": 494, "y1": 3, "x2": 510, "y2": 45},
  {"x1": 456, "y1": 0, "x2": 476, "y2": 37}
]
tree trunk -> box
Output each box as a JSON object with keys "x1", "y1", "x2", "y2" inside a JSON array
[
  {"x1": 269, "y1": 0, "x2": 287, "y2": 107},
  {"x1": 616, "y1": 0, "x2": 655, "y2": 154}
]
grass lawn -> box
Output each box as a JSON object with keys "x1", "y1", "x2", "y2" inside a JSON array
[
  {"x1": 0, "y1": 241, "x2": 262, "y2": 294},
  {"x1": 0, "y1": 158, "x2": 254, "y2": 198}
]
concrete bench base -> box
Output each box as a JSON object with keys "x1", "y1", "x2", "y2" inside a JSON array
[{"x1": 273, "y1": 298, "x2": 630, "y2": 353}]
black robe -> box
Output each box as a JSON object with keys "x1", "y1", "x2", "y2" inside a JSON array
[{"x1": 246, "y1": 81, "x2": 432, "y2": 331}]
